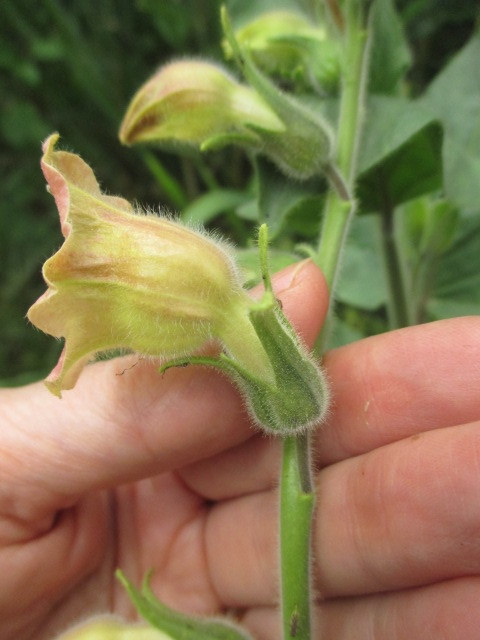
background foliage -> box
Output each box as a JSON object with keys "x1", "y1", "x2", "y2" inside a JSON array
[{"x1": 1, "y1": 0, "x2": 479, "y2": 385}]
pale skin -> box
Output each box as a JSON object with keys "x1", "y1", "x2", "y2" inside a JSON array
[{"x1": 2, "y1": 261, "x2": 480, "y2": 640}]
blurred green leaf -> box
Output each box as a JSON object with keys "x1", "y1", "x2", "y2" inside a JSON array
[
  {"x1": 226, "y1": 0, "x2": 301, "y2": 27},
  {"x1": 326, "y1": 317, "x2": 365, "y2": 350},
  {"x1": 255, "y1": 157, "x2": 323, "y2": 237},
  {"x1": 182, "y1": 189, "x2": 251, "y2": 225},
  {"x1": 137, "y1": 0, "x2": 222, "y2": 53},
  {"x1": 236, "y1": 247, "x2": 297, "y2": 287},
  {"x1": 357, "y1": 96, "x2": 443, "y2": 212},
  {"x1": 335, "y1": 215, "x2": 387, "y2": 310},
  {"x1": 428, "y1": 215, "x2": 480, "y2": 319},
  {"x1": 136, "y1": 0, "x2": 194, "y2": 49},
  {"x1": 399, "y1": 196, "x2": 459, "y2": 259},
  {"x1": 422, "y1": 33, "x2": 480, "y2": 213},
  {"x1": 0, "y1": 101, "x2": 50, "y2": 147},
  {"x1": 369, "y1": 0, "x2": 412, "y2": 94}
]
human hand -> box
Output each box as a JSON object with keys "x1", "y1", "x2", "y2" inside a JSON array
[
  {"x1": 238, "y1": 310, "x2": 480, "y2": 638},
  {"x1": 0, "y1": 260, "x2": 326, "y2": 640},
  {"x1": 2, "y1": 260, "x2": 480, "y2": 639}
]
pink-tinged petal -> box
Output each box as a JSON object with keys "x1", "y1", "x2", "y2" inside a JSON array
[
  {"x1": 29, "y1": 135, "x2": 270, "y2": 395},
  {"x1": 41, "y1": 133, "x2": 132, "y2": 237},
  {"x1": 44, "y1": 346, "x2": 91, "y2": 398}
]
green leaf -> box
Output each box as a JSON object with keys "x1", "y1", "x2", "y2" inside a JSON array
[
  {"x1": 182, "y1": 189, "x2": 251, "y2": 225},
  {"x1": 369, "y1": 0, "x2": 412, "y2": 94},
  {"x1": 255, "y1": 157, "x2": 323, "y2": 236},
  {"x1": 236, "y1": 246, "x2": 297, "y2": 287},
  {"x1": 399, "y1": 196, "x2": 459, "y2": 259},
  {"x1": 226, "y1": 0, "x2": 302, "y2": 27},
  {"x1": 117, "y1": 571, "x2": 252, "y2": 640},
  {"x1": 428, "y1": 215, "x2": 480, "y2": 319},
  {"x1": 357, "y1": 96, "x2": 443, "y2": 213},
  {"x1": 422, "y1": 34, "x2": 480, "y2": 213},
  {"x1": 326, "y1": 318, "x2": 365, "y2": 350},
  {"x1": 335, "y1": 214, "x2": 387, "y2": 310},
  {"x1": 136, "y1": 0, "x2": 193, "y2": 50}
]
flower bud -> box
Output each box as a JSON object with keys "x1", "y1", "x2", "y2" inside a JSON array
[
  {"x1": 28, "y1": 134, "x2": 272, "y2": 397},
  {"x1": 118, "y1": 60, "x2": 283, "y2": 147},
  {"x1": 223, "y1": 10, "x2": 341, "y2": 92},
  {"x1": 217, "y1": 7, "x2": 334, "y2": 180},
  {"x1": 56, "y1": 616, "x2": 171, "y2": 640}
]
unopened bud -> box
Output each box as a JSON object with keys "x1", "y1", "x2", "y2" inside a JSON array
[
  {"x1": 223, "y1": 10, "x2": 340, "y2": 92},
  {"x1": 56, "y1": 616, "x2": 171, "y2": 640},
  {"x1": 219, "y1": 7, "x2": 334, "y2": 180},
  {"x1": 119, "y1": 60, "x2": 282, "y2": 147}
]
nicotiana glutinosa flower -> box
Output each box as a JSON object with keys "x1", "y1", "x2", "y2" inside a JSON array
[
  {"x1": 28, "y1": 134, "x2": 329, "y2": 435},
  {"x1": 28, "y1": 133, "x2": 271, "y2": 398}
]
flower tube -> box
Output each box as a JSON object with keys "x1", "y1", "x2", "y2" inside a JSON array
[{"x1": 28, "y1": 134, "x2": 271, "y2": 397}]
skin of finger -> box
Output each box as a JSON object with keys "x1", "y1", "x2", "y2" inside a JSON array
[
  {"x1": 204, "y1": 489, "x2": 279, "y2": 609},
  {"x1": 314, "y1": 419, "x2": 480, "y2": 597},
  {"x1": 317, "y1": 315, "x2": 480, "y2": 466},
  {"x1": 178, "y1": 430, "x2": 282, "y2": 502},
  {"x1": 0, "y1": 493, "x2": 108, "y2": 639},
  {"x1": 241, "y1": 577, "x2": 480, "y2": 640},
  {"x1": 178, "y1": 316, "x2": 480, "y2": 502},
  {"x1": 0, "y1": 260, "x2": 328, "y2": 529},
  {"x1": 199, "y1": 420, "x2": 480, "y2": 607}
]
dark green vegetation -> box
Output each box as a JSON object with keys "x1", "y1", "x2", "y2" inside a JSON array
[{"x1": 1, "y1": 0, "x2": 479, "y2": 384}]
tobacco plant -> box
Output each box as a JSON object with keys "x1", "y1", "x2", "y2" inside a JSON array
[{"x1": 22, "y1": 1, "x2": 480, "y2": 639}]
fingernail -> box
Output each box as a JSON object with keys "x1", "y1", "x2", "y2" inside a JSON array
[{"x1": 272, "y1": 259, "x2": 312, "y2": 295}]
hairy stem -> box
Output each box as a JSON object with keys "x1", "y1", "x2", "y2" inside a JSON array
[
  {"x1": 316, "y1": 0, "x2": 370, "y2": 296},
  {"x1": 279, "y1": 2, "x2": 372, "y2": 639},
  {"x1": 280, "y1": 435, "x2": 315, "y2": 640}
]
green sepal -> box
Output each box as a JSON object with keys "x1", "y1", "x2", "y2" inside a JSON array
[
  {"x1": 220, "y1": 6, "x2": 334, "y2": 180},
  {"x1": 200, "y1": 130, "x2": 261, "y2": 153},
  {"x1": 160, "y1": 225, "x2": 329, "y2": 436},
  {"x1": 116, "y1": 570, "x2": 252, "y2": 640},
  {"x1": 247, "y1": 294, "x2": 329, "y2": 434}
]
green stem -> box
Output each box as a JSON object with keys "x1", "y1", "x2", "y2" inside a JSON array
[
  {"x1": 280, "y1": 436, "x2": 315, "y2": 640},
  {"x1": 410, "y1": 256, "x2": 437, "y2": 325},
  {"x1": 394, "y1": 211, "x2": 436, "y2": 327},
  {"x1": 316, "y1": 0, "x2": 370, "y2": 293},
  {"x1": 335, "y1": 3, "x2": 369, "y2": 188},
  {"x1": 279, "y1": 2, "x2": 372, "y2": 639},
  {"x1": 377, "y1": 210, "x2": 412, "y2": 329},
  {"x1": 139, "y1": 149, "x2": 188, "y2": 210}
]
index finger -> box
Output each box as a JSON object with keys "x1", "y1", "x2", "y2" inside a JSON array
[{"x1": 317, "y1": 315, "x2": 480, "y2": 466}]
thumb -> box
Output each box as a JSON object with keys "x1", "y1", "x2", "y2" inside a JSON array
[{"x1": 1, "y1": 261, "x2": 328, "y2": 516}]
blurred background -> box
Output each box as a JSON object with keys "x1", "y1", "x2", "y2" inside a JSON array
[{"x1": 1, "y1": 0, "x2": 477, "y2": 385}]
